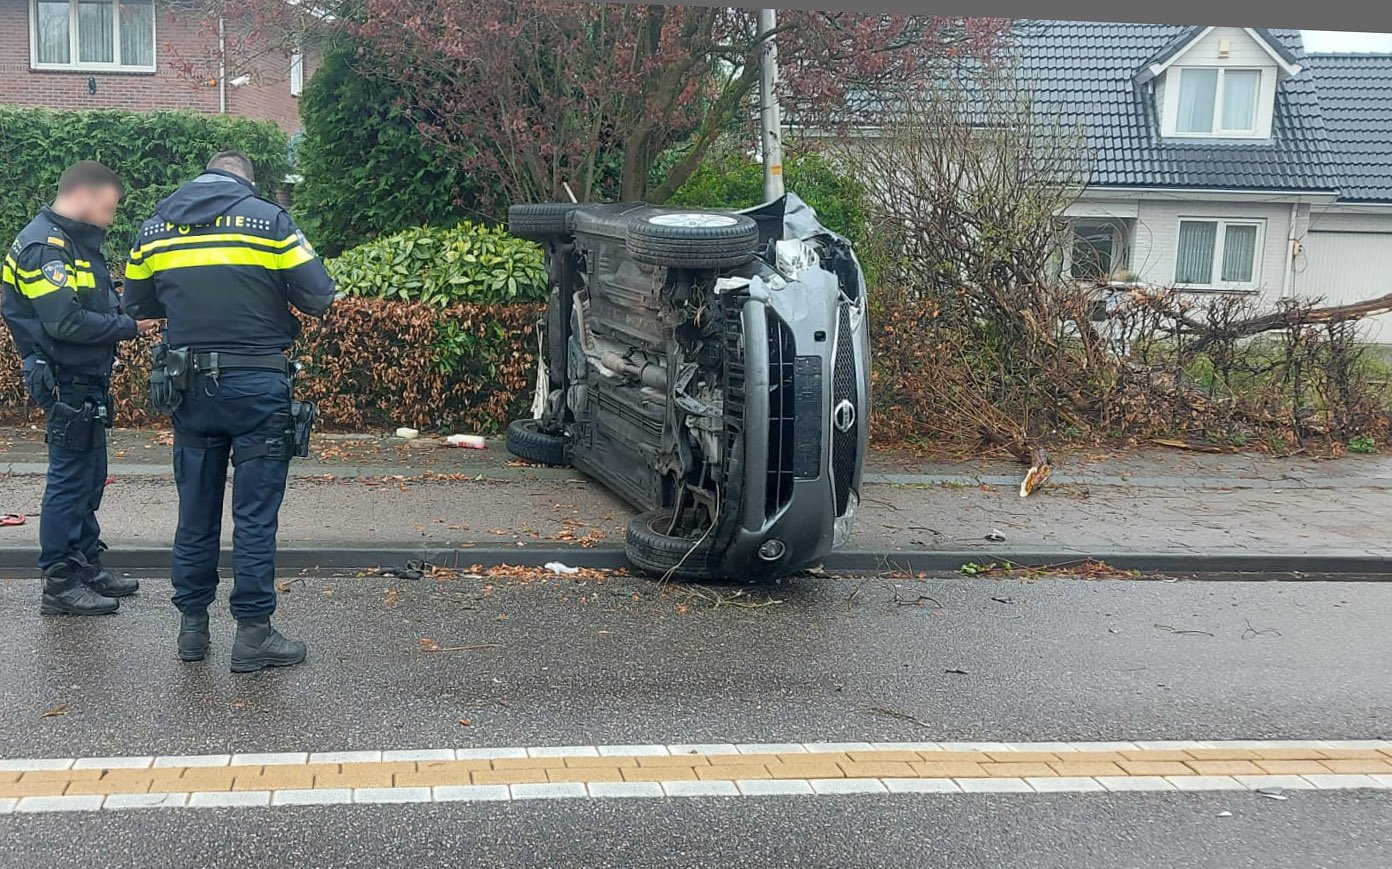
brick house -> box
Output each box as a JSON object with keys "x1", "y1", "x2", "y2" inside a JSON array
[{"x1": 0, "y1": 0, "x2": 317, "y2": 133}]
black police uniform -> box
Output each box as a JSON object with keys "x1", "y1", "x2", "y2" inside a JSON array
[
  {"x1": 2, "y1": 206, "x2": 140, "y2": 611},
  {"x1": 123, "y1": 170, "x2": 335, "y2": 631}
]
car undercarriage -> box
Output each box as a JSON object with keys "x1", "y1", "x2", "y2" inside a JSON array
[{"x1": 506, "y1": 194, "x2": 869, "y2": 581}]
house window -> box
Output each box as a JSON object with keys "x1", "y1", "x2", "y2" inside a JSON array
[
  {"x1": 30, "y1": 0, "x2": 155, "y2": 71},
  {"x1": 289, "y1": 49, "x2": 304, "y2": 97},
  {"x1": 1175, "y1": 219, "x2": 1263, "y2": 289},
  {"x1": 1070, "y1": 221, "x2": 1124, "y2": 281},
  {"x1": 1174, "y1": 67, "x2": 1262, "y2": 136}
]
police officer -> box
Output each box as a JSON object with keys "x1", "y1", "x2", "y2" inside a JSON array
[
  {"x1": 123, "y1": 151, "x2": 335, "y2": 672},
  {"x1": 2, "y1": 162, "x2": 160, "y2": 616}
]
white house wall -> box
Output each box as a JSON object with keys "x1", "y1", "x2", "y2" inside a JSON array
[
  {"x1": 1175, "y1": 27, "x2": 1284, "y2": 69},
  {"x1": 1128, "y1": 199, "x2": 1301, "y2": 301}
]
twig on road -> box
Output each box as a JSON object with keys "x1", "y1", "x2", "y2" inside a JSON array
[
  {"x1": 1241, "y1": 619, "x2": 1282, "y2": 640},
  {"x1": 865, "y1": 706, "x2": 932, "y2": 728},
  {"x1": 672, "y1": 585, "x2": 783, "y2": 610},
  {"x1": 420, "y1": 638, "x2": 501, "y2": 653},
  {"x1": 1153, "y1": 624, "x2": 1214, "y2": 637},
  {"x1": 894, "y1": 590, "x2": 943, "y2": 608},
  {"x1": 846, "y1": 579, "x2": 869, "y2": 608}
]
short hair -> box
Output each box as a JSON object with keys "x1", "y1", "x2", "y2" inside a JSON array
[
  {"x1": 207, "y1": 150, "x2": 256, "y2": 182},
  {"x1": 57, "y1": 161, "x2": 123, "y2": 196}
]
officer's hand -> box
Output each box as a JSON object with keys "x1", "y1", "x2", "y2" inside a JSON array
[{"x1": 136, "y1": 319, "x2": 162, "y2": 334}]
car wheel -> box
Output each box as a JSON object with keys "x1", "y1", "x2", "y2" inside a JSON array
[
  {"x1": 505, "y1": 419, "x2": 569, "y2": 466},
  {"x1": 625, "y1": 211, "x2": 760, "y2": 269},
  {"x1": 624, "y1": 510, "x2": 719, "y2": 581},
  {"x1": 508, "y1": 203, "x2": 580, "y2": 240}
]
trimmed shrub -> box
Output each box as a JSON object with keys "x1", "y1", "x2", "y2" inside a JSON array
[
  {"x1": 327, "y1": 223, "x2": 548, "y2": 305},
  {"x1": 294, "y1": 299, "x2": 541, "y2": 433},
  {"x1": 0, "y1": 107, "x2": 288, "y2": 264},
  {"x1": 294, "y1": 42, "x2": 500, "y2": 256},
  {"x1": 0, "y1": 299, "x2": 541, "y2": 435}
]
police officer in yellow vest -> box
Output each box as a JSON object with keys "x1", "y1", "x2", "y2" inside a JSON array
[
  {"x1": 1, "y1": 161, "x2": 160, "y2": 616},
  {"x1": 124, "y1": 151, "x2": 336, "y2": 672}
]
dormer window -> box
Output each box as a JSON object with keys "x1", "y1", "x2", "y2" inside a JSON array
[
  {"x1": 1142, "y1": 27, "x2": 1298, "y2": 142},
  {"x1": 1160, "y1": 65, "x2": 1275, "y2": 139},
  {"x1": 1175, "y1": 68, "x2": 1260, "y2": 135}
]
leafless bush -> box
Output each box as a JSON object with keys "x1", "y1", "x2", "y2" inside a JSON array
[{"x1": 846, "y1": 68, "x2": 1391, "y2": 456}]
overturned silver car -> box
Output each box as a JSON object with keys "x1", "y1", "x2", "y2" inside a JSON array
[{"x1": 506, "y1": 194, "x2": 869, "y2": 581}]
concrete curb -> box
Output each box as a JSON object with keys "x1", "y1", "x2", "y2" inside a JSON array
[
  {"x1": 0, "y1": 546, "x2": 1389, "y2": 577},
  {"x1": 9, "y1": 462, "x2": 1392, "y2": 490}
]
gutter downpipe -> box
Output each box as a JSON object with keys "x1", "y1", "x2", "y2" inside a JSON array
[
  {"x1": 1281, "y1": 201, "x2": 1297, "y2": 298},
  {"x1": 218, "y1": 17, "x2": 227, "y2": 114}
]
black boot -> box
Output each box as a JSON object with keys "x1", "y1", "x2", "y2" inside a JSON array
[
  {"x1": 178, "y1": 611, "x2": 211, "y2": 662},
  {"x1": 79, "y1": 548, "x2": 139, "y2": 598},
  {"x1": 230, "y1": 617, "x2": 307, "y2": 673},
  {"x1": 41, "y1": 561, "x2": 119, "y2": 616}
]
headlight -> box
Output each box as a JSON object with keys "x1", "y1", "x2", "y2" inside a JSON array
[{"x1": 832, "y1": 490, "x2": 858, "y2": 548}]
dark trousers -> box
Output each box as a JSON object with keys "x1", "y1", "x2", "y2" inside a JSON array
[
  {"x1": 25, "y1": 373, "x2": 108, "y2": 572},
  {"x1": 170, "y1": 370, "x2": 291, "y2": 619}
]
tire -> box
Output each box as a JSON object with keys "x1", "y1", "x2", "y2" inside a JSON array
[
  {"x1": 505, "y1": 419, "x2": 569, "y2": 466},
  {"x1": 624, "y1": 510, "x2": 720, "y2": 581},
  {"x1": 508, "y1": 203, "x2": 579, "y2": 240},
  {"x1": 625, "y1": 210, "x2": 760, "y2": 269}
]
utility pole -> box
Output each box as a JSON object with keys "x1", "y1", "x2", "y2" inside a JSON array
[{"x1": 757, "y1": 9, "x2": 785, "y2": 201}]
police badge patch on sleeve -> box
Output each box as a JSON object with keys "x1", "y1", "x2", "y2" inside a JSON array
[
  {"x1": 296, "y1": 230, "x2": 315, "y2": 256},
  {"x1": 41, "y1": 260, "x2": 69, "y2": 288}
]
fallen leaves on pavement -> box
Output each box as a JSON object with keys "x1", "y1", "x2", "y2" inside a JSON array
[{"x1": 959, "y1": 559, "x2": 1140, "y2": 580}]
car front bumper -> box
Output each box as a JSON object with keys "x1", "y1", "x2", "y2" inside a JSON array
[{"x1": 715, "y1": 272, "x2": 869, "y2": 580}]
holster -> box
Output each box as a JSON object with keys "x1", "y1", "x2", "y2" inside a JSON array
[
  {"x1": 227, "y1": 400, "x2": 317, "y2": 466},
  {"x1": 290, "y1": 400, "x2": 317, "y2": 458},
  {"x1": 46, "y1": 398, "x2": 103, "y2": 451},
  {"x1": 149, "y1": 343, "x2": 191, "y2": 413}
]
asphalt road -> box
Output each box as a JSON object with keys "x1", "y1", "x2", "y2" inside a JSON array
[
  {"x1": 1, "y1": 572, "x2": 1389, "y2": 867},
  {"x1": 3, "y1": 791, "x2": 1389, "y2": 869}
]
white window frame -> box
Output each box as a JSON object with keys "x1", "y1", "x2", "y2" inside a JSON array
[
  {"x1": 1065, "y1": 219, "x2": 1130, "y2": 283},
  {"x1": 1173, "y1": 218, "x2": 1265, "y2": 291},
  {"x1": 28, "y1": 0, "x2": 157, "y2": 73},
  {"x1": 1162, "y1": 66, "x2": 1274, "y2": 140},
  {"x1": 289, "y1": 46, "x2": 304, "y2": 97}
]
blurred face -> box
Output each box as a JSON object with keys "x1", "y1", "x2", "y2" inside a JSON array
[
  {"x1": 57, "y1": 183, "x2": 122, "y2": 228},
  {"x1": 79, "y1": 184, "x2": 122, "y2": 228}
]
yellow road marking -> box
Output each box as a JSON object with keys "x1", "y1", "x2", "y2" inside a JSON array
[{"x1": 4, "y1": 745, "x2": 1392, "y2": 800}]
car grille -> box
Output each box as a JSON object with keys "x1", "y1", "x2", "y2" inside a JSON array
[
  {"x1": 765, "y1": 314, "x2": 797, "y2": 518},
  {"x1": 720, "y1": 299, "x2": 745, "y2": 498},
  {"x1": 831, "y1": 305, "x2": 858, "y2": 517}
]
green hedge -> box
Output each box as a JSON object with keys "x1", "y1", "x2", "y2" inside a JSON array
[
  {"x1": 294, "y1": 42, "x2": 500, "y2": 257},
  {"x1": 0, "y1": 298, "x2": 541, "y2": 435},
  {"x1": 0, "y1": 107, "x2": 288, "y2": 264},
  {"x1": 668, "y1": 149, "x2": 872, "y2": 251},
  {"x1": 327, "y1": 222, "x2": 548, "y2": 306}
]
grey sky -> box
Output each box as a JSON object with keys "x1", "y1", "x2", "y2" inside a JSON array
[{"x1": 1301, "y1": 30, "x2": 1392, "y2": 52}]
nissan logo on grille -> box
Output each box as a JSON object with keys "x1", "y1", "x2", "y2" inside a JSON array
[{"x1": 834, "y1": 399, "x2": 856, "y2": 433}]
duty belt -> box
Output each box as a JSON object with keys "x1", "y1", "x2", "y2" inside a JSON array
[{"x1": 191, "y1": 351, "x2": 292, "y2": 376}]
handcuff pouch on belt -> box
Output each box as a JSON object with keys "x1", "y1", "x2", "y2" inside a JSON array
[{"x1": 149, "y1": 343, "x2": 191, "y2": 412}]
